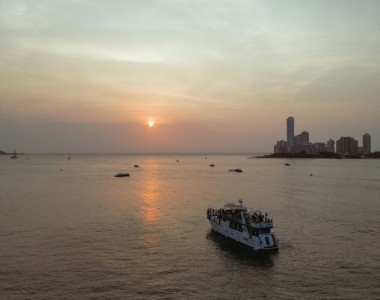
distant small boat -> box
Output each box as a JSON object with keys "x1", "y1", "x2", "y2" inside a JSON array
[
  {"x1": 134, "y1": 164, "x2": 139, "y2": 168},
  {"x1": 114, "y1": 172, "x2": 130, "y2": 177},
  {"x1": 309, "y1": 173, "x2": 313, "y2": 176},
  {"x1": 210, "y1": 164, "x2": 215, "y2": 167},
  {"x1": 176, "y1": 160, "x2": 180, "y2": 162},
  {"x1": 229, "y1": 168, "x2": 243, "y2": 173},
  {"x1": 285, "y1": 163, "x2": 290, "y2": 166},
  {"x1": 67, "y1": 153, "x2": 71, "y2": 160},
  {"x1": 10, "y1": 148, "x2": 18, "y2": 159}
]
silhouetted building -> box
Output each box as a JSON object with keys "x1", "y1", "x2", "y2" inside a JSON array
[
  {"x1": 287, "y1": 117, "x2": 294, "y2": 150},
  {"x1": 293, "y1": 131, "x2": 313, "y2": 153},
  {"x1": 294, "y1": 131, "x2": 309, "y2": 145},
  {"x1": 358, "y1": 146, "x2": 363, "y2": 155},
  {"x1": 336, "y1": 137, "x2": 358, "y2": 155},
  {"x1": 326, "y1": 139, "x2": 335, "y2": 153},
  {"x1": 363, "y1": 133, "x2": 371, "y2": 155},
  {"x1": 313, "y1": 143, "x2": 326, "y2": 153},
  {"x1": 274, "y1": 140, "x2": 289, "y2": 154}
]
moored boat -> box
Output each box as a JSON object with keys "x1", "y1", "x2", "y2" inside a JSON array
[
  {"x1": 207, "y1": 200, "x2": 278, "y2": 251},
  {"x1": 10, "y1": 148, "x2": 18, "y2": 159},
  {"x1": 114, "y1": 172, "x2": 130, "y2": 177}
]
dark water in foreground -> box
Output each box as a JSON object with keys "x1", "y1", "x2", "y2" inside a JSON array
[{"x1": 1, "y1": 154, "x2": 379, "y2": 299}]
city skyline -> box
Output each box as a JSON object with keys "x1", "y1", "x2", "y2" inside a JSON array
[
  {"x1": 1, "y1": 0, "x2": 379, "y2": 153},
  {"x1": 275, "y1": 116, "x2": 374, "y2": 156}
]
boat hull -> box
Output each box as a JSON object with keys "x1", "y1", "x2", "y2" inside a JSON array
[{"x1": 208, "y1": 217, "x2": 278, "y2": 251}]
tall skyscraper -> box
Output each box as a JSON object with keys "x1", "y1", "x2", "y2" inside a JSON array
[
  {"x1": 287, "y1": 117, "x2": 294, "y2": 147},
  {"x1": 363, "y1": 133, "x2": 371, "y2": 155}
]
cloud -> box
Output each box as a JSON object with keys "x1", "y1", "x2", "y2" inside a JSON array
[
  {"x1": 296, "y1": 65, "x2": 380, "y2": 103},
  {"x1": 1, "y1": 0, "x2": 379, "y2": 152}
]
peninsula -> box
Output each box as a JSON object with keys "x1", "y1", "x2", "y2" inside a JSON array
[{"x1": 254, "y1": 152, "x2": 342, "y2": 159}]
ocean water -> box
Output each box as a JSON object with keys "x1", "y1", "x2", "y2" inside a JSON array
[{"x1": 1, "y1": 154, "x2": 379, "y2": 299}]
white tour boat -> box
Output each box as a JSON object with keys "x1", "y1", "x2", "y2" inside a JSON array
[{"x1": 207, "y1": 200, "x2": 279, "y2": 251}]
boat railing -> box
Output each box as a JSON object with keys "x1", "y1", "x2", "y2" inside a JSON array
[{"x1": 251, "y1": 221, "x2": 273, "y2": 229}]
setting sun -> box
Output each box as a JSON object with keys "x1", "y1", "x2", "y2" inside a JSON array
[{"x1": 148, "y1": 120, "x2": 155, "y2": 127}]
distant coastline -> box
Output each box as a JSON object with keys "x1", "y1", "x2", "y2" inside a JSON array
[
  {"x1": 1, "y1": 150, "x2": 379, "y2": 158},
  {"x1": 251, "y1": 151, "x2": 380, "y2": 159},
  {"x1": 0, "y1": 150, "x2": 25, "y2": 155}
]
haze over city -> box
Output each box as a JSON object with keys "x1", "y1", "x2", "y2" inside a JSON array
[{"x1": 1, "y1": 0, "x2": 379, "y2": 153}]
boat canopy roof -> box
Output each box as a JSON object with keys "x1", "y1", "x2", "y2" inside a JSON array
[{"x1": 223, "y1": 202, "x2": 244, "y2": 210}]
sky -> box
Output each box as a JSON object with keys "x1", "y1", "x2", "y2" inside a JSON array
[{"x1": 0, "y1": 0, "x2": 379, "y2": 153}]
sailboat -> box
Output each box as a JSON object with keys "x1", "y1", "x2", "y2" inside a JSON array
[
  {"x1": 67, "y1": 153, "x2": 71, "y2": 160},
  {"x1": 10, "y1": 148, "x2": 18, "y2": 159}
]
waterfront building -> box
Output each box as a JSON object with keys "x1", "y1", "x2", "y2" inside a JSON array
[
  {"x1": 358, "y1": 146, "x2": 363, "y2": 155},
  {"x1": 274, "y1": 140, "x2": 288, "y2": 154},
  {"x1": 293, "y1": 131, "x2": 313, "y2": 153},
  {"x1": 313, "y1": 143, "x2": 326, "y2": 154},
  {"x1": 287, "y1": 117, "x2": 294, "y2": 150},
  {"x1": 294, "y1": 131, "x2": 309, "y2": 145},
  {"x1": 363, "y1": 133, "x2": 371, "y2": 155},
  {"x1": 336, "y1": 137, "x2": 359, "y2": 155},
  {"x1": 326, "y1": 139, "x2": 335, "y2": 153},
  {"x1": 293, "y1": 143, "x2": 314, "y2": 154}
]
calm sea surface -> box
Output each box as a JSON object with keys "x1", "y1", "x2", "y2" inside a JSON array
[{"x1": 1, "y1": 154, "x2": 379, "y2": 299}]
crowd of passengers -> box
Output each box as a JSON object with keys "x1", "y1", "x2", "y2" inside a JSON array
[{"x1": 207, "y1": 208, "x2": 272, "y2": 223}]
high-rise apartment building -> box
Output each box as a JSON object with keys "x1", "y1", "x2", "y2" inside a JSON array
[
  {"x1": 293, "y1": 131, "x2": 313, "y2": 154},
  {"x1": 294, "y1": 131, "x2": 309, "y2": 145},
  {"x1": 326, "y1": 139, "x2": 335, "y2": 153},
  {"x1": 363, "y1": 133, "x2": 371, "y2": 155},
  {"x1": 336, "y1": 137, "x2": 358, "y2": 155},
  {"x1": 274, "y1": 140, "x2": 289, "y2": 154},
  {"x1": 312, "y1": 143, "x2": 326, "y2": 153},
  {"x1": 287, "y1": 117, "x2": 294, "y2": 147}
]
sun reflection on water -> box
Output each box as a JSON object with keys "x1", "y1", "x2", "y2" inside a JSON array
[{"x1": 142, "y1": 178, "x2": 159, "y2": 223}]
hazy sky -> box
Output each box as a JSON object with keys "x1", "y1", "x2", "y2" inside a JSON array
[{"x1": 1, "y1": 0, "x2": 379, "y2": 153}]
